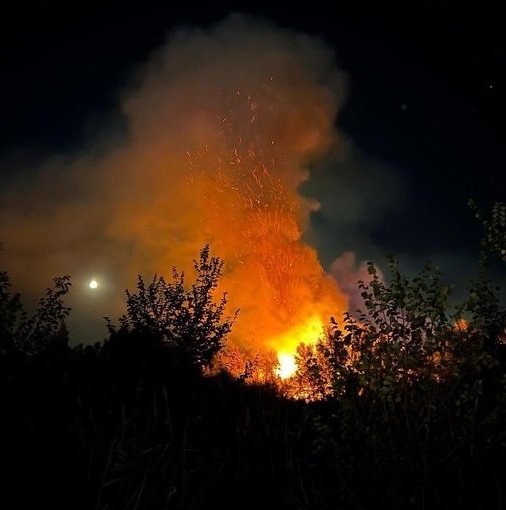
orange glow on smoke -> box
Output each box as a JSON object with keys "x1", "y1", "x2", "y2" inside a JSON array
[
  {"x1": 178, "y1": 85, "x2": 348, "y2": 377},
  {"x1": 0, "y1": 16, "x2": 350, "y2": 374}
]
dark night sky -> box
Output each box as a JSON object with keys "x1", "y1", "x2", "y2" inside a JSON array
[{"x1": 0, "y1": 1, "x2": 504, "y2": 341}]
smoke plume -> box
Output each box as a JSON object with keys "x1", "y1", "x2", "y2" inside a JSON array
[{"x1": 0, "y1": 13, "x2": 391, "y2": 356}]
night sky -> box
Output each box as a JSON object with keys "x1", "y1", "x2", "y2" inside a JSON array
[{"x1": 0, "y1": 1, "x2": 503, "y2": 343}]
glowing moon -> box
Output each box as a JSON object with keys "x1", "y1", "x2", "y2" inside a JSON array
[{"x1": 89, "y1": 280, "x2": 98, "y2": 289}]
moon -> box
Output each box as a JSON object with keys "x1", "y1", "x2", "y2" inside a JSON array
[{"x1": 89, "y1": 279, "x2": 98, "y2": 289}]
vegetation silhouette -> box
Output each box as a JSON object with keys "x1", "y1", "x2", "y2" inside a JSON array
[{"x1": 1, "y1": 203, "x2": 505, "y2": 509}]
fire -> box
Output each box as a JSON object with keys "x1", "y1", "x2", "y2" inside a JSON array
[
  {"x1": 453, "y1": 318, "x2": 469, "y2": 331},
  {"x1": 277, "y1": 354, "x2": 297, "y2": 379},
  {"x1": 273, "y1": 314, "x2": 326, "y2": 379},
  {"x1": 180, "y1": 85, "x2": 348, "y2": 378}
]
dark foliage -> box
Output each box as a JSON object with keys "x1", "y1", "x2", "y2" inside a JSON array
[
  {"x1": 1, "y1": 207, "x2": 506, "y2": 509},
  {"x1": 0, "y1": 272, "x2": 71, "y2": 357},
  {"x1": 103, "y1": 244, "x2": 238, "y2": 373}
]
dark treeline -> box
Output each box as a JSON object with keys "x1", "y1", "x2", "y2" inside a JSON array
[{"x1": 1, "y1": 203, "x2": 506, "y2": 510}]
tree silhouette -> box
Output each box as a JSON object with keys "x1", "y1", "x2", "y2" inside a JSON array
[
  {"x1": 105, "y1": 244, "x2": 239, "y2": 372},
  {"x1": 0, "y1": 271, "x2": 71, "y2": 357}
]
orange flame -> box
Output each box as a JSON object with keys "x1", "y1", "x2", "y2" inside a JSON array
[
  {"x1": 272, "y1": 314, "x2": 326, "y2": 378},
  {"x1": 179, "y1": 87, "x2": 348, "y2": 375}
]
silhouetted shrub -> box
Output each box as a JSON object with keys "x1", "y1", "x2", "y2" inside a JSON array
[{"x1": 103, "y1": 244, "x2": 238, "y2": 374}]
